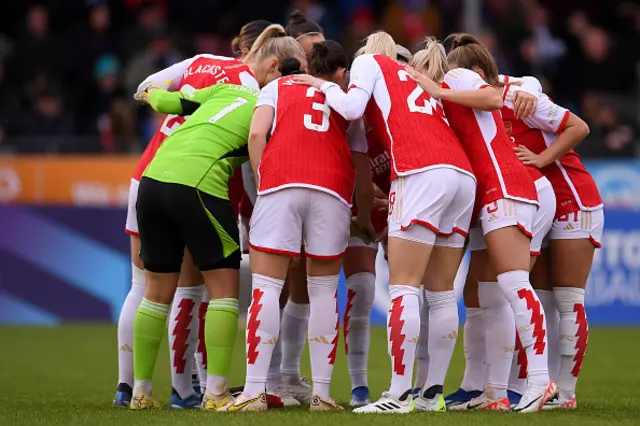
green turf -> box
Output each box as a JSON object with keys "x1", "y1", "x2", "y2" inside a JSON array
[{"x1": 0, "y1": 326, "x2": 639, "y2": 425}]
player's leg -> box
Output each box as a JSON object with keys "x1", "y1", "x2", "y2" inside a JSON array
[
  {"x1": 278, "y1": 257, "x2": 311, "y2": 404},
  {"x1": 113, "y1": 235, "x2": 145, "y2": 407},
  {"x1": 445, "y1": 267, "x2": 485, "y2": 409},
  {"x1": 342, "y1": 240, "x2": 377, "y2": 407},
  {"x1": 230, "y1": 189, "x2": 303, "y2": 412},
  {"x1": 508, "y1": 179, "x2": 556, "y2": 405},
  {"x1": 483, "y1": 201, "x2": 554, "y2": 413},
  {"x1": 548, "y1": 209, "x2": 603, "y2": 409},
  {"x1": 303, "y1": 190, "x2": 351, "y2": 412},
  {"x1": 114, "y1": 179, "x2": 144, "y2": 407},
  {"x1": 131, "y1": 178, "x2": 185, "y2": 409},
  {"x1": 167, "y1": 251, "x2": 205, "y2": 408},
  {"x1": 415, "y1": 172, "x2": 474, "y2": 412},
  {"x1": 415, "y1": 243, "x2": 464, "y2": 412},
  {"x1": 177, "y1": 190, "x2": 245, "y2": 412},
  {"x1": 356, "y1": 170, "x2": 457, "y2": 413}
]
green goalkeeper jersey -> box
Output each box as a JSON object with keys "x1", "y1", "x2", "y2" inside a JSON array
[{"x1": 143, "y1": 83, "x2": 259, "y2": 199}]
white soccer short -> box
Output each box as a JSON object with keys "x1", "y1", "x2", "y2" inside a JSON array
[
  {"x1": 469, "y1": 198, "x2": 537, "y2": 252},
  {"x1": 125, "y1": 178, "x2": 140, "y2": 236},
  {"x1": 530, "y1": 177, "x2": 556, "y2": 255},
  {"x1": 249, "y1": 187, "x2": 351, "y2": 259},
  {"x1": 387, "y1": 168, "x2": 476, "y2": 248},
  {"x1": 546, "y1": 208, "x2": 604, "y2": 248},
  {"x1": 348, "y1": 236, "x2": 379, "y2": 250}
]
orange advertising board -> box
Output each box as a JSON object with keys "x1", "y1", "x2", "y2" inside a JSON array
[{"x1": 0, "y1": 156, "x2": 138, "y2": 206}]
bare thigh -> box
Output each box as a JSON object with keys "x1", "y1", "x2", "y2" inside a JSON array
[
  {"x1": 530, "y1": 250, "x2": 552, "y2": 291},
  {"x1": 387, "y1": 237, "x2": 433, "y2": 287},
  {"x1": 423, "y1": 245, "x2": 465, "y2": 292},
  {"x1": 177, "y1": 248, "x2": 204, "y2": 288},
  {"x1": 550, "y1": 239, "x2": 595, "y2": 289},
  {"x1": 343, "y1": 246, "x2": 377, "y2": 278},
  {"x1": 484, "y1": 226, "x2": 531, "y2": 275},
  {"x1": 130, "y1": 235, "x2": 144, "y2": 270}
]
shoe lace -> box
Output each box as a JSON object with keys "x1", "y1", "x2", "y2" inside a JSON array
[
  {"x1": 270, "y1": 384, "x2": 294, "y2": 398},
  {"x1": 298, "y1": 377, "x2": 312, "y2": 388}
]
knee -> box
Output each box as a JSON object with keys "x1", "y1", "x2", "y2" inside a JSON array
[{"x1": 477, "y1": 282, "x2": 507, "y2": 309}]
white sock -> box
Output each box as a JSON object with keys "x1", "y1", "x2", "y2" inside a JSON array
[
  {"x1": 345, "y1": 272, "x2": 375, "y2": 390},
  {"x1": 497, "y1": 270, "x2": 549, "y2": 387},
  {"x1": 196, "y1": 290, "x2": 210, "y2": 394},
  {"x1": 117, "y1": 263, "x2": 145, "y2": 387},
  {"x1": 537, "y1": 289, "x2": 560, "y2": 381},
  {"x1": 460, "y1": 307, "x2": 487, "y2": 392},
  {"x1": 280, "y1": 300, "x2": 309, "y2": 384},
  {"x1": 307, "y1": 275, "x2": 340, "y2": 399},
  {"x1": 554, "y1": 287, "x2": 588, "y2": 401},
  {"x1": 266, "y1": 309, "x2": 284, "y2": 391},
  {"x1": 414, "y1": 290, "x2": 429, "y2": 390},
  {"x1": 424, "y1": 290, "x2": 458, "y2": 391},
  {"x1": 479, "y1": 282, "x2": 515, "y2": 399},
  {"x1": 508, "y1": 333, "x2": 528, "y2": 396},
  {"x1": 244, "y1": 274, "x2": 284, "y2": 397},
  {"x1": 168, "y1": 285, "x2": 204, "y2": 398},
  {"x1": 387, "y1": 285, "x2": 420, "y2": 399}
]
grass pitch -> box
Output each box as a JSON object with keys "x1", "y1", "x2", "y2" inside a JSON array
[{"x1": 0, "y1": 326, "x2": 639, "y2": 425}]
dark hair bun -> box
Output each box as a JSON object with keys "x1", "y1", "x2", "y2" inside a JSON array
[
  {"x1": 279, "y1": 57, "x2": 303, "y2": 76},
  {"x1": 451, "y1": 33, "x2": 480, "y2": 49},
  {"x1": 289, "y1": 10, "x2": 307, "y2": 24}
]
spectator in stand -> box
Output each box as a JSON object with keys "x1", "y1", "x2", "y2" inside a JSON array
[
  {"x1": 79, "y1": 54, "x2": 135, "y2": 153},
  {"x1": 123, "y1": 29, "x2": 183, "y2": 99},
  {"x1": 72, "y1": 1, "x2": 120, "y2": 88},
  {"x1": 578, "y1": 94, "x2": 637, "y2": 159},
  {"x1": 13, "y1": 85, "x2": 75, "y2": 154},
  {"x1": 0, "y1": 57, "x2": 20, "y2": 152},
  {"x1": 11, "y1": 4, "x2": 65, "y2": 86},
  {"x1": 121, "y1": 1, "x2": 168, "y2": 61}
]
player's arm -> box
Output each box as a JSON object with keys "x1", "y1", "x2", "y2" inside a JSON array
[
  {"x1": 515, "y1": 96, "x2": 590, "y2": 168},
  {"x1": 293, "y1": 55, "x2": 375, "y2": 121},
  {"x1": 146, "y1": 85, "x2": 216, "y2": 115},
  {"x1": 501, "y1": 75, "x2": 541, "y2": 118},
  {"x1": 241, "y1": 162, "x2": 258, "y2": 205},
  {"x1": 134, "y1": 56, "x2": 197, "y2": 101},
  {"x1": 248, "y1": 106, "x2": 273, "y2": 187},
  {"x1": 409, "y1": 68, "x2": 503, "y2": 111}
]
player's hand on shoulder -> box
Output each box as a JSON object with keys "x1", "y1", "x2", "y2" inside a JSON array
[
  {"x1": 292, "y1": 74, "x2": 325, "y2": 89},
  {"x1": 513, "y1": 90, "x2": 538, "y2": 119},
  {"x1": 406, "y1": 68, "x2": 443, "y2": 99}
]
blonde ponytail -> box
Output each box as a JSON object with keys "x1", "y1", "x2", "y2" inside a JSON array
[
  {"x1": 245, "y1": 24, "x2": 287, "y2": 62},
  {"x1": 362, "y1": 31, "x2": 396, "y2": 58},
  {"x1": 410, "y1": 37, "x2": 448, "y2": 82}
]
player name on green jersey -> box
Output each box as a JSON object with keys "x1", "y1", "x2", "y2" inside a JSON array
[{"x1": 144, "y1": 83, "x2": 259, "y2": 199}]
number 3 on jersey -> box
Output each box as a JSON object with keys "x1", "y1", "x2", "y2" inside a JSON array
[{"x1": 303, "y1": 87, "x2": 330, "y2": 132}]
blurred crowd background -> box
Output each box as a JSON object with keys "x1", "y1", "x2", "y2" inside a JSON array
[{"x1": 0, "y1": 0, "x2": 637, "y2": 158}]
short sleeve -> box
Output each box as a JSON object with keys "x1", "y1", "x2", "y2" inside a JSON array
[
  {"x1": 348, "y1": 55, "x2": 379, "y2": 95},
  {"x1": 444, "y1": 68, "x2": 489, "y2": 91},
  {"x1": 523, "y1": 94, "x2": 570, "y2": 134},
  {"x1": 500, "y1": 75, "x2": 542, "y2": 98},
  {"x1": 240, "y1": 71, "x2": 260, "y2": 90},
  {"x1": 256, "y1": 80, "x2": 278, "y2": 108},
  {"x1": 347, "y1": 119, "x2": 368, "y2": 153}
]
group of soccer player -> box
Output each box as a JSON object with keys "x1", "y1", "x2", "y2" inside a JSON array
[{"x1": 111, "y1": 10, "x2": 603, "y2": 414}]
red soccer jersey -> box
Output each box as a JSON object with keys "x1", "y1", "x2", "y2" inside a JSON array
[
  {"x1": 132, "y1": 55, "x2": 259, "y2": 181},
  {"x1": 349, "y1": 54, "x2": 473, "y2": 182},
  {"x1": 501, "y1": 85, "x2": 603, "y2": 217},
  {"x1": 351, "y1": 130, "x2": 391, "y2": 233},
  {"x1": 256, "y1": 76, "x2": 367, "y2": 205},
  {"x1": 442, "y1": 68, "x2": 538, "y2": 209}
]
